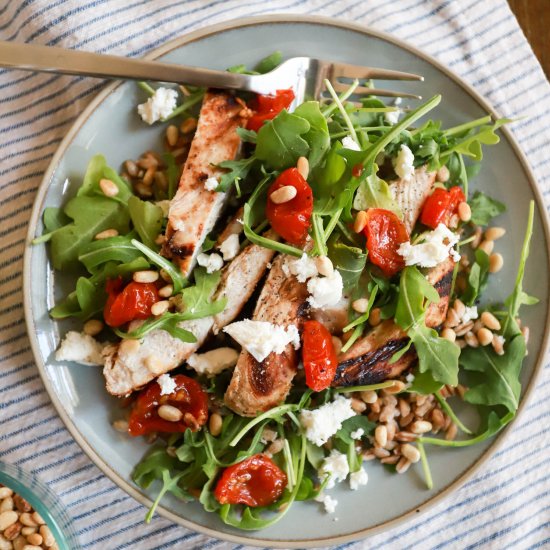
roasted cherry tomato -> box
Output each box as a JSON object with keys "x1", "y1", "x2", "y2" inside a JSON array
[
  {"x1": 420, "y1": 186, "x2": 466, "y2": 229},
  {"x1": 302, "y1": 320, "x2": 338, "y2": 392},
  {"x1": 266, "y1": 167, "x2": 313, "y2": 245},
  {"x1": 128, "y1": 374, "x2": 208, "y2": 436},
  {"x1": 103, "y1": 277, "x2": 159, "y2": 327},
  {"x1": 363, "y1": 208, "x2": 409, "y2": 278},
  {"x1": 214, "y1": 454, "x2": 287, "y2": 507},
  {"x1": 247, "y1": 89, "x2": 295, "y2": 132}
]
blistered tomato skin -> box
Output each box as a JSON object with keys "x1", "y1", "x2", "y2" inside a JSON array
[
  {"x1": 104, "y1": 277, "x2": 159, "y2": 327},
  {"x1": 266, "y1": 167, "x2": 313, "y2": 245},
  {"x1": 247, "y1": 89, "x2": 295, "y2": 132},
  {"x1": 302, "y1": 320, "x2": 338, "y2": 392},
  {"x1": 420, "y1": 186, "x2": 466, "y2": 229},
  {"x1": 363, "y1": 208, "x2": 409, "y2": 278},
  {"x1": 214, "y1": 454, "x2": 287, "y2": 507},
  {"x1": 128, "y1": 375, "x2": 208, "y2": 436}
]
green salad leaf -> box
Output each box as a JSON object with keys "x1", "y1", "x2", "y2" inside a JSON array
[
  {"x1": 293, "y1": 101, "x2": 330, "y2": 169},
  {"x1": 352, "y1": 164, "x2": 401, "y2": 215},
  {"x1": 327, "y1": 236, "x2": 367, "y2": 290},
  {"x1": 217, "y1": 156, "x2": 256, "y2": 193},
  {"x1": 462, "y1": 249, "x2": 490, "y2": 305},
  {"x1": 177, "y1": 268, "x2": 225, "y2": 317},
  {"x1": 469, "y1": 191, "x2": 506, "y2": 226},
  {"x1": 128, "y1": 196, "x2": 164, "y2": 249},
  {"x1": 78, "y1": 233, "x2": 142, "y2": 273}
]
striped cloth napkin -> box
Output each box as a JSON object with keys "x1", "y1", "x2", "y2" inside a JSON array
[{"x1": 1, "y1": 1, "x2": 549, "y2": 548}]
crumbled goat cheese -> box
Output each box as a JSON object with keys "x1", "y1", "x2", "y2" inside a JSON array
[
  {"x1": 315, "y1": 493, "x2": 338, "y2": 514},
  {"x1": 55, "y1": 331, "x2": 104, "y2": 366},
  {"x1": 300, "y1": 396, "x2": 356, "y2": 446},
  {"x1": 461, "y1": 305, "x2": 478, "y2": 324},
  {"x1": 406, "y1": 372, "x2": 416, "y2": 384},
  {"x1": 197, "y1": 252, "x2": 224, "y2": 273},
  {"x1": 349, "y1": 467, "x2": 369, "y2": 490},
  {"x1": 187, "y1": 347, "x2": 239, "y2": 376},
  {"x1": 219, "y1": 233, "x2": 240, "y2": 261},
  {"x1": 319, "y1": 450, "x2": 350, "y2": 489},
  {"x1": 284, "y1": 253, "x2": 318, "y2": 282},
  {"x1": 157, "y1": 373, "x2": 177, "y2": 395},
  {"x1": 384, "y1": 108, "x2": 400, "y2": 125},
  {"x1": 223, "y1": 320, "x2": 300, "y2": 363},
  {"x1": 137, "y1": 87, "x2": 178, "y2": 125},
  {"x1": 307, "y1": 270, "x2": 344, "y2": 309},
  {"x1": 393, "y1": 144, "x2": 415, "y2": 180},
  {"x1": 350, "y1": 428, "x2": 364, "y2": 440},
  {"x1": 398, "y1": 224, "x2": 460, "y2": 268},
  {"x1": 342, "y1": 136, "x2": 361, "y2": 151},
  {"x1": 204, "y1": 176, "x2": 219, "y2": 192}
]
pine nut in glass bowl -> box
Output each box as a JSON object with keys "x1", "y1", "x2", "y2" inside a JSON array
[{"x1": 0, "y1": 461, "x2": 81, "y2": 550}]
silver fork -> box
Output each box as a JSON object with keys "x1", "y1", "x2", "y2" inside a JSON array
[{"x1": 0, "y1": 40, "x2": 423, "y2": 103}]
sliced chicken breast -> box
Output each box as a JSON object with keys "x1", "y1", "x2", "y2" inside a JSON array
[{"x1": 311, "y1": 295, "x2": 350, "y2": 334}]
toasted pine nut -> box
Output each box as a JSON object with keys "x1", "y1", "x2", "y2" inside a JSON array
[
  {"x1": 83, "y1": 319, "x2": 103, "y2": 336},
  {"x1": 331, "y1": 336, "x2": 342, "y2": 355},
  {"x1": 124, "y1": 159, "x2": 139, "y2": 177},
  {"x1": 154, "y1": 171, "x2": 168, "y2": 190},
  {"x1": 380, "y1": 455, "x2": 400, "y2": 465},
  {"x1": 99, "y1": 178, "x2": 119, "y2": 197},
  {"x1": 410, "y1": 420, "x2": 432, "y2": 434},
  {"x1": 314, "y1": 255, "x2": 334, "y2": 277},
  {"x1": 20, "y1": 526, "x2": 36, "y2": 536},
  {"x1": 477, "y1": 327, "x2": 493, "y2": 346},
  {"x1": 352, "y1": 298, "x2": 369, "y2": 313},
  {"x1": 489, "y1": 253, "x2": 503, "y2": 273},
  {"x1": 369, "y1": 308, "x2": 381, "y2": 327},
  {"x1": 142, "y1": 166, "x2": 156, "y2": 187},
  {"x1": 158, "y1": 404, "x2": 183, "y2": 422},
  {"x1": 137, "y1": 155, "x2": 158, "y2": 169},
  {"x1": 492, "y1": 335, "x2": 505, "y2": 355},
  {"x1": 354, "y1": 210, "x2": 368, "y2": 233},
  {"x1": 209, "y1": 413, "x2": 223, "y2": 437},
  {"x1": 464, "y1": 331, "x2": 479, "y2": 348},
  {"x1": 485, "y1": 227, "x2": 506, "y2": 241},
  {"x1": 521, "y1": 326, "x2": 530, "y2": 345},
  {"x1": 453, "y1": 298, "x2": 466, "y2": 319},
  {"x1": 458, "y1": 202, "x2": 471, "y2": 222},
  {"x1": 119, "y1": 338, "x2": 141, "y2": 354},
  {"x1": 398, "y1": 398, "x2": 411, "y2": 417},
  {"x1": 360, "y1": 390, "x2": 378, "y2": 404},
  {"x1": 181, "y1": 117, "x2": 197, "y2": 133},
  {"x1": 350, "y1": 397, "x2": 367, "y2": 413},
  {"x1": 478, "y1": 240, "x2": 494, "y2": 255},
  {"x1": 455, "y1": 321, "x2": 474, "y2": 337},
  {"x1": 456, "y1": 384, "x2": 468, "y2": 399},
  {"x1": 0, "y1": 498, "x2": 13, "y2": 513},
  {"x1": 30, "y1": 513, "x2": 44, "y2": 527},
  {"x1": 13, "y1": 497, "x2": 30, "y2": 514},
  {"x1": 401, "y1": 443, "x2": 420, "y2": 463},
  {"x1": 0, "y1": 488, "x2": 13, "y2": 499},
  {"x1": 160, "y1": 269, "x2": 171, "y2": 282},
  {"x1": 0, "y1": 511, "x2": 18, "y2": 531},
  {"x1": 26, "y1": 534, "x2": 43, "y2": 546},
  {"x1": 373, "y1": 447, "x2": 390, "y2": 458},
  {"x1": 112, "y1": 419, "x2": 129, "y2": 433},
  {"x1": 133, "y1": 270, "x2": 159, "y2": 283},
  {"x1": 22, "y1": 545, "x2": 42, "y2": 550},
  {"x1": 441, "y1": 328, "x2": 457, "y2": 342},
  {"x1": 445, "y1": 423, "x2": 458, "y2": 441},
  {"x1": 94, "y1": 228, "x2": 119, "y2": 240},
  {"x1": 444, "y1": 308, "x2": 460, "y2": 328},
  {"x1": 297, "y1": 156, "x2": 309, "y2": 180},
  {"x1": 151, "y1": 300, "x2": 169, "y2": 317},
  {"x1": 396, "y1": 457, "x2": 412, "y2": 474},
  {"x1": 18, "y1": 513, "x2": 37, "y2": 527},
  {"x1": 135, "y1": 182, "x2": 153, "y2": 198},
  {"x1": 158, "y1": 285, "x2": 173, "y2": 298},
  {"x1": 386, "y1": 380, "x2": 406, "y2": 394},
  {"x1": 436, "y1": 165, "x2": 450, "y2": 182},
  {"x1": 266, "y1": 439, "x2": 285, "y2": 456},
  {"x1": 481, "y1": 311, "x2": 501, "y2": 331},
  {"x1": 166, "y1": 124, "x2": 179, "y2": 147},
  {"x1": 374, "y1": 425, "x2": 388, "y2": 447},
  {"x1": 270, "y1": 185, "x2": 297, "y2": 204}
]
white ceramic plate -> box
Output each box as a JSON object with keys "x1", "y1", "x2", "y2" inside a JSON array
[{"x1": 24, "y1": 15, "x2": 550, "y2": 548}]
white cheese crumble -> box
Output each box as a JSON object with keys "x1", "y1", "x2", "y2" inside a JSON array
[
  {"x1": 300, "y1": 396, "x2": 356, "y2": 446},
  {"x1": 397, "y1": 224, "x2": 460, "y2": 268},
  {"x1": 319, "y1": 450, "x2": 350, "y2": 489},
  {"x1": 406, "y1": 372, "x2": 416, "y2": 384},
  {"x1": 187, "y1": 347, "x2": 239, "y2": 376},
  {"x1": 223, "y1": 320, "x2": 300, "y2": 363},
  {"x1": 197, "y1": 252, "x2": 224, "y2": 273},
  {"x1": 283, "y1": 253, "x2": 318, "y2": 282},
  {"x1": 342, "y1": 136, "x2": 361, "y2": 151},
  {"x1": 350, "y1": 428, "x2": 364, "y2": 440},
  {"x1": 137, "y1": 87, "x2": 178, "y2": 125},
  {"x1": 157, "y1": 373, "x2": 176, "y2": 395},
  {"x1": 315, "y1": 493, "x2": 338, "y2": 514},
  {"x1": 219, "y1": 233, "x2": 240, "y2": 261},
  {"x1": 461, "y1": 305, "x2": 478, "y2": 324},
  {"x1": 393, "y1": 144, "x2": 415, "y2": 181},
  {"x1": 384, "y1": 108, "x2": 400, "y2": 125},
  {"x1": 307, "y1": 270, "x2": 344, "y2": 309},
  {"x1": 204, "y1": 176, "x2": 219, "y2": 192},
  {"x1": 55, "y1": 331, "x2": 104, "y2": 366},
  {"x1": 349, "y1": 467, "x2": 369, "y2": 490}
]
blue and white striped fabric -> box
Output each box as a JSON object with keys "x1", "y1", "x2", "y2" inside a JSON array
[{"x1": 1, "y1": 1, "x2": 549, "y2": 548}]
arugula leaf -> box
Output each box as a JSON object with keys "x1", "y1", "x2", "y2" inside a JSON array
[
  {"x1": 44, "y1": 207, "x2": 70, "y2": 232},
  {"x1": 133, "y1": 447, "x2": 184, "y2": 489},
  {"x1": 77, "y1": 154, "x2": 106, "y2": 197},
  {"x1": 462, "y1": 249, "x2": 490, "y2": 305},
  {"x1": 177, "y1": 268, "x2": 225, "y2": 317},
  {"x1": 352, "y1": 164, "x2": 400, "y2": 215},
  {"x1": 255, "y1": 109, "x2": 310, "y2": 170},
  {"x1": 128, "y1": 196, "x2": 163, "y2": 249},
  {"x1": 162, "y1": 152, "x2": 179, "y2": 200},
  {"x1": 78, "y1": 233, "x2": 142, "y2": 273},
  {"x1": 327, "y1": 236, "x2": 367, "y2": 290},
  {"x1": 216, "y1": 156, "x2": 256, "y2": 193},
  {"x1": 116, "y1": 312, "x2": 198, "y2": 342},
  {"x1": 334, "y1": 416, "x2": 375, "y2": 444},
  {"x1": 408, "y1": 370, "x2": 444, "y2": 395},
  {"x1": 254, "y1": 51, "x2": 282, "y2": 73},
  {"x1": 145, "y1": 469, "x2": 189, "y2": 522},
  {"x1": 236, "y1": 127, "x2": 257, "y2": 143},
  {"x1": 293, "y1": 102, "x2": 330, "y2": 169},
  {"x1": 469, "y1": 191, "x2": 506, "y2": 226}
]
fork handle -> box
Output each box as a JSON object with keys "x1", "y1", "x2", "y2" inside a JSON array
[{"x1": 0, "y1": 40, "x2": 251, "y2": 90}]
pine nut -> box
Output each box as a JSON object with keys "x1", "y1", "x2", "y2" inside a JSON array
[
  {"x1": 39, "y1": 525, "x2": 54, "y2": 547},
  {"x1": 166, "y1": 124, "x2": 179, "y2": 147},
  {"x1": 350, "y1": 397, "x2": 367, "y2": 413},
  {"x1": 436, "y1": 165, "x2": 450, "y2": 182},
  {"x1": 449, "y1": 214, "x2": 459, "y2": 229},
  {"x1": 455, "y1": 321, "x2": 474, "y2": 337},
  {"x1": 485, "y1": 227, "x2": 506, "y2": 241},
  {"x1": 354, "y1": 210, "x2": 368, "y2": 233},
  {"x1": 368, "y1": 308, "x2": 381, "y2": 327},
  {"x1": 184, "y1": 413, "x2": 199, "y2": 430},
  {"x1": 29, "y1": 514, "x2": 43, "y2": 527},
  {"x1": 83, "y1": 319, "x2": 103, "y2": 336},
  {"x1": 137, "y1": 155, "x2": 158, "y2": 170},
  {"x1": 94, "y1": 228, "x2": 118, "y2": 240},
  {"x1": 352, "y1": 298, "x2": 369, "y2": 313},
  {"x1": 401, "y1": 443, "x2": 421, "y2": 463},
  {"x1": 0, "y1": 488, "x2": 12, "y2": 499},
  {"x1": 0, "y1": 511, "x2": 18, "y2": 531},
  {"x1": 478, "y1": 240, "x2": 494, "y2": 255},
  {"x1": 297, "y1": 156, "x2": 309, "y2": 180},
  {"x1": 20, "y1": 527, "x2": 36, "y2": 536},
  {"x1": 99, "y1": 178, "x2": 119, "y2": 197},
  {"x1": 142, "y1": 166, "x2": 156, "y2": 187},
  {"x1": 314, "y1": 255, "x2": 334, "y2": 277},
  {"x1": 331, "y1": 336, "x2": 342, "y2": 355},
  {"x1": 522, "y1": 326, "x2": 530, "y2": 345},
  {"x1": 26, "y1": 534, "x2": 42, "y2": 546},
  {"x1": 431, "y1": 408, "x2": 445, "y2": 432},
  {"x1": 0, "y1": 498, "x2": 13, "y2": 513},
  {"x1": 464, "y1": 331, "x2": 479, "y2": 348},
  {"x1": 456, "y1": 384, "x2": 468, "y2": 399},
  {"x1": 398, "y1": 398, "x2": 411, "y2": 417},
  {"x1": 12, "y1": 497, "x2": 30, "y2": 514},
  {"x1": 375, "y1": 425, "x2": 388, "y2": 447},
  {"x1": 445, "y1": 423, "x2": 458, "y2": 441},
  {"x1": 410, "y1": 420, "x2": 432, "y2": 434},
  {"x1": 119, "y1": 338, "x2": 141, "y2": 354},
  {"x1": 160, "y1": 269, "x2": 171, "y2": 282},
  {"x1": 112, "y1": 419, "x2": 129, "y2": 433},
  {"x1": 492, "y1": 335, "x2": 505, "y2": 355},
  {"x1": 373, "y1": 447, "x2": 390, "y2": 458},
  {"x1": 457, "y1": 201, "x2": 471, "y2": 222},
  {"x1": 180, "y1": 117, "x2": 197, "y2": 133},
  {"x1": 380, "y1": 455, "x2": 400, "y2": 465},
  {"x1": 22, "y1": 546, "x2": 42, "y2": 550},
  {"x1": 453, "y1": 298, "x2": 466, "y2": 318},
  {"x1": 133, "y1": 270, "x2": 159, "y2": 283},
  {"x1": 157, "y1": 405, "x2": 183, "y2": 422},
  {"x1": 489, "y1": 253, "x2": 503, "y2": 273},
  {"x1": 479, "y1": 312, "x2": 500, "y2": 332},
  {"x1": 396, "y1": 457, "x2": 412, "y2": 474},
  {"x1": 124, "y1": 160, "x2": 139, "y2": 177},
  {"x1": 444, "y1": 308, "x2": 460, "y2": 328},
  {"x1": 441, "y1": 328, "x2": 457, "y2": 342},
  {"x1": 386, "y1": 380, "x2": 406, "y2": 394},
  {"x1": 154, "y1": 171, "x2": 168, "y2": 190},
  {"x1": 477, "y1": 327, "x2": 493, "y2": 346},
  {"x1": 266, "y1": 439, "x2": 285, "y2": 456},
  {"x1": 151, "y1": 300, "x2": 169, "y2": 316},
  {"x1": 135, "y1": 182, "x2": 153, "y2": 198},
  {"x1": 472, "y1": 226, "x2": 483, "y2": 248},
  {"x1": 209, "y1": 413, "x2": 223, "y2": 437},
  {"x1": 360, "y1": 390, "x2": 378, "y2": 404},
  {"x1": 270, "y1": 185, "x2": 297, "y2": 204},
  {"x1": 158, "y1": 285, "x2": 173, "y2": 298}
]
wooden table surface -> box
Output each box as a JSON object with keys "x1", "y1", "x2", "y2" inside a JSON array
[{"x1": 509, "y1": 0, "x2": 550, "y2": 77}]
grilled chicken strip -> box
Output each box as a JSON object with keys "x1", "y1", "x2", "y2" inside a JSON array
[
  {"x1": 103, "y1": 240, "x2": 273, "y2": 396},
  {"x1": 224, "y1": 255, "x2": 310, "y2": 416},
  {"x1": 389, "y1": 166, "x2": 436, "y2": 233},
  {"x1": 163, "y1": 91, "x2": 246, "y2": 276},
  {"x1": 332, "y1": 257, "x2": 454, "y2": 387},
  {"x1": 311, "y1": 295, "x2": 350, "y2": 334}
]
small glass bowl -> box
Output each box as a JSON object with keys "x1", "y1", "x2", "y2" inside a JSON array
[{"x1": 0, "y1": 461, "x2": 82, "y2": 549}]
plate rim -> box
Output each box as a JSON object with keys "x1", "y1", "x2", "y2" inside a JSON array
[{"x1": 22, "y1": 13, "x2": 550, "y2": 548}]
